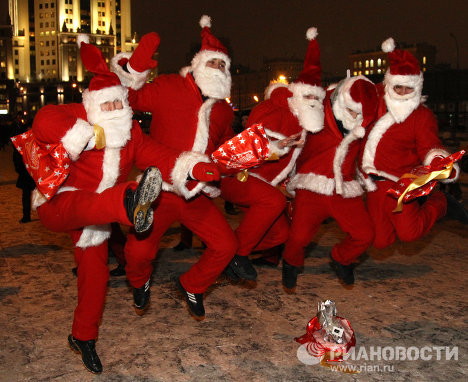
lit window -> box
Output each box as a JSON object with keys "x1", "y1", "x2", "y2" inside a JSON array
[
  {"x1": 365, "y1": 60, "x2": 369, "y2": 68},
  {"x1": 423, "y1": 56, "x2": 427, "y2": 64},
  {"x1": 377, "y1": 58, "x2": 381, "y2": 67},
  {"x1": 377, "y1": 69, "x2": 381, "y2": 74},
  {"x1": 353, "y1": 71, "x2": 357, "y2": 76},
  {"x1": 358, "y1": 61, "x2": 362, "y2": 68},
  {"x1": 383, "y1": 59, "x2": 386, "y2": 66},
  {"x1": 370, "y1": 59, "x2": 374, "y2": 68},
  {"x1": 365, "y1": 70, "x2": 369, "y2": 75}
]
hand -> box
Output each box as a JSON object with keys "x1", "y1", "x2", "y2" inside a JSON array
[
  {"x1": 128, "y1": 32, "x2": 160, "y2": 72},
  {"x1": 191, "y1": 162, "x2": 220, "y2": 182},
  {"x1": 278, "y1": 132, "x2": 304, "y2": 149}
]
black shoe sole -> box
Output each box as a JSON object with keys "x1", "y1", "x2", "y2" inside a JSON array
[
  {"x1": 68, "y1": 335, "x2": 102, "y2": 374},
  {"x1": 133, "y1": 167, "x2": 162, "y2": 233}
]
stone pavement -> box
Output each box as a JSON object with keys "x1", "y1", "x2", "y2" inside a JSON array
[{"x1": 0, "y1": 143, "x2": 467, "y2": 382}]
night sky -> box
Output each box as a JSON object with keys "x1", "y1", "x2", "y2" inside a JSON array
[{"x1": 131, "y1": 0, "x2": 468, "y2": 76}]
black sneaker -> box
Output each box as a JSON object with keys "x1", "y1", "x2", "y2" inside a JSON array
[
  {"x1": 176, "y1": 277, "x2": 205, "y2": 320},
  {"x1": 109, "y1": 263, "x2": 126, "y2": 277},
  {"x1": 68, "y1": 335, "x2": 102, "y2": 374},
  {"x1": 282, "y1": 259, "x2": 301, "y2": 293},
  {"x1": 124, "y1": 167, "x2": 162, "y2": 233},
  {"x1": 330, "y1": 258, "x2": 355, "y2": 285},
  {"x1": 228, "y1": 255, "x2": 257, "y2": 280},
  {"x1": 133, "y1": 279, "x2": 150, "y2": 316},
  {"x1": 444, "y1": 191, "x2": 468, "y2": 224}
]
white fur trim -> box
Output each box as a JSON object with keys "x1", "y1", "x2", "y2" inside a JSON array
[
  {"x1": 200, "y1": 15, "x2": 211, "y2": 28},
  {"x1": 110, "y1": 52, "x2": 150, "y2": 90},
  {"x1": 288, "y1": 82, "x2": 326, "y2": 101},
  {"x1": 306, "y1": 27, "x2": 318, "y2": 41},
  {"x1": 201, "y1": 184, "x2": 221, "y2": 198},
  {"x1": 356, "y1": 170, "x2": 377, "y2": 192},
  {"x1": 361, "y1": 112, "x2": 399, "y2": 181},
  {"x1": 264, "y1": 82, "x2": 288, "y2": 100},
  {"x1": 268, "y1": 140, "x2": 290, "y2": 157},
  {"x1": 385, "y1": 72, "x2": 423, "y2": 93},
  {"x1": 77, "y1": 34, "x2": 89, "y2": 47},
  {"x1": 32, "y1": 189, "x2": 47, "y2": 209},
  {"x1": 333, "y1": 132, "x2": 360, "y2": 195},
  {"x1": 423, "y1": 148, "x2": 450, "y2": 166},
  {"x1": 381, "y1": 38, "x2": 395, "y2": 53},
  {"x1": 61, "y1": 118, "x2": 94, "y2": 161},
  {"x1": 179, "y1": 66, "x2": 191, "y2": 78},
  {"x1": 96, "y1": 148, "x2": 121, "y2": 193},
  {"x1": 193, "y1": 99, "x2": 217, "y2": 152},
  {"x1": 170, "y1": 151, "x2": 211, "y2": 199},
  {"x1": 287, "y1": 173, "x2": 363, "y2": 198},
  {"x1": 191, "y1": 50, "x2": 231, "y2": 72},
  {"x1": 269, "y1": 129, "x2": 307, "y2": 186},
  {"x1": 75, "y1": 224, "x2": 111, "y2": 248}
]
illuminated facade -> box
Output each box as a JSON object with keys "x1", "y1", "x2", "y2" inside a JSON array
[
  {"x1": 6, "y1": 0, "x2": 136, "y2": 83},
  {"x1": 348, "y1": 42, "x2": 436, "y2": 76}
]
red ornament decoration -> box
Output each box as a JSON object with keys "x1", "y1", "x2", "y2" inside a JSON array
[
  {"x1": 211, "y1": 123, "x2": 270, "y2": 175},
  {"x1": 11, "y1": 130, "x2": 71, "y2": 200},
  {"x1": 387, "y1": 150, "x2": 465, "y2": 212}
]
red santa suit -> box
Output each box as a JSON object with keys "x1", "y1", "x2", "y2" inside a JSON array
[
  {"x1": 361, "y1": 38, "x2": 458, "y2": 249},
  {"x1": 31, "y1": 47, "x2": 186, "y2": 340},
  {"x1": 283, "y1": 76, "x2": 378, "y2": 267},
  {"x1": 220, "y1": 27, "x2": 326, "y2": 265},
  {"x1": 112, "y1": 20, "x2": 237, "y2": 294}
]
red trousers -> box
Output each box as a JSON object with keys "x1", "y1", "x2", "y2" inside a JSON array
[
  {"x1": 36, "y1": 183, "x2": 135, "y2": 341},
  {"x1": 283, "y1": 190, "x2": 374, "y2": 266},
  {"x1": 366, "y1": 180, "x2": 447, "y2": 249},
  {"x1": 124, "y1": 191, "x2": 237, "y2": 293},
  {"x1": 220, "y1": 176, "x2": 289, "y2": 256}
]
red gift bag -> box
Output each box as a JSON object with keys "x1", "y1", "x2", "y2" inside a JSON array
[
  {"x1": 211, "y1": 123, "x2": 270, "y2": 175},
  {"x1": 11, "y1": 130, "x2": 71, "y2": 200},
  {"x1": 387, "y1": 150, "x2": 465, "y2": 212}
]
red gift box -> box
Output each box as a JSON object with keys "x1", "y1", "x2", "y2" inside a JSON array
[
  {"x1": 211, "y1": 123, "x2": 270, "y2": 175},
  {"x1": 387, "y1": 150, "x2": 465, "y2": 212},
  {"x1": 11, "y1": 130, "x2": 71, "y2": 200}
]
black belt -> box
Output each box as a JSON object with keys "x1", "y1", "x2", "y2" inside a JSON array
[{"x1": 369, "y1": 174, "x2": 387, "y2": 181}]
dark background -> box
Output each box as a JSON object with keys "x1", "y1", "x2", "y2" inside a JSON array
[{"x1": 131, "y1": 0, "x2": 467, "y2": 76}]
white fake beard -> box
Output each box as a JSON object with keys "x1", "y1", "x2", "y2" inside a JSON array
[
  {"x1": 340, "y1": 112, "x2": 363, "y2": 133},
  {"x1": 86, "y1": 103, "x2": 133, "y2": 148},
  {"x1": 192, "y1": 64, "x2": 232, "y2": 99},
  {"x1": 384, "y1": 85, "x2": 421, "y2": 124},
  {"x1": 288, "y1": 96, "x2": 324, "y2": 133}
]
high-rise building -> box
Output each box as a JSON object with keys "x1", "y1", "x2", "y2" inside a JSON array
[{"x1": 6, "y1": 0, "x2": 136, "y2": 83}]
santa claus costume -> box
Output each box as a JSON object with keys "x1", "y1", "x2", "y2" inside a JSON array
[
  {"x1": 361, "y1": 38, "x2": 461, "y2": 249},
  {"x1": 283, "y1": 76, "x2": 379, "y2": 289},
  {"x1": 22, "y1": 37, "x2": 215, "y2": 374},
  {"x1": 221, "y1": 27, "x2": 326, "y2": 281},
  {"x1": 111, "y1": 16, "x2": 237, "y2": 320}
]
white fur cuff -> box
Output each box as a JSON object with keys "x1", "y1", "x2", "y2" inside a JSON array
[
  {"x1": 110, "y1": 52, "x2": 150, "y2": 90},
  {"x1": 61, "y1": 118, "x2": 94, "y2": 161},
  {"x1": 171, "y1": 151, "x2": 211, "y2": 199}
]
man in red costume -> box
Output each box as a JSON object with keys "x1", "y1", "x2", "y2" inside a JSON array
[
  {"x1": 20, "y1": 36, "x2": 218, "y2": 374},
  {"x1": 222, "y1": 27, "x2": 326, "y2": 281},
  {"x1": 361, "y1": 38, "x2": 466, "y2": 250},
  {"x1": 111, "y1": 16, "x2": 237, "y2": 320},
  {"x1": 283, "y1": 75, "x2": 379, "y2": 290}
]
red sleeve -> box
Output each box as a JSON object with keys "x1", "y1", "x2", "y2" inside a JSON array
[{"x1": 209, "y1": 101, "x2": 235, "y2": 150}]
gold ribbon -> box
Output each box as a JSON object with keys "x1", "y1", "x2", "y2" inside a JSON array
[
  {"x1": 93, "y1": 124, "x2": 106, "y2": 149},
  {"x1": 267, "y1": 152, "x2": 280, "y2": 161},
  {"x1": 237, "y1": 169, "x2": 249, "y2": 182},
  {"x1": 393, "y1": 163, "x2": 453, "y2": 212}
]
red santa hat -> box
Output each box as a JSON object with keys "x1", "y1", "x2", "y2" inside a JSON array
[
  {"x1": 381, "y1": 37, "x2": 423, "y2": 92},
  {"x1": 77, "y1": 35, "x2": 129, "y2": 123},
  {"x1": 332, "y1": 75, "x2": 378, "y2": 137},
  {"x1": 190, "y1": 15, "x2": 231, "y2": 71},
  {"x1": 288, "y1": 27, "x2": 325, "y2": 101}
]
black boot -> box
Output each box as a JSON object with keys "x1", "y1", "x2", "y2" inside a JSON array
[
  {"x1": 444, "y1": 191, "x2": 468, "y2": 224},
  {"x1": 124, "y1": 167, "x2": 162, "y2": 233},
  {"x1": 109, "y1": 263, "x2": 126, "y2": 277},
  {"x1": 330, "y1": 257, "x2": 355, "y2": 285},
  {"x1": 228, "y1": 255, "x2": 257, "y2": 280},
  {"x1": 282, "y1": 259, "x2": 301, "y2": 293},
  {"x1": 133, "y1": 279, "x2": 151, "y2": 316},
  {"x1": 176, "y1": 277, "x2": 205, "y2": 320},
  {"x1": 68, "y1": 335, "x2": 102, "y2": 374}
]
